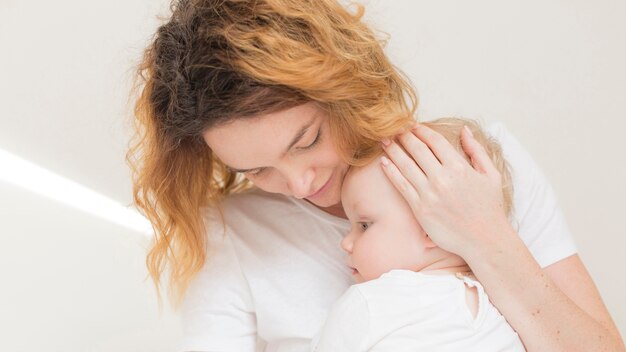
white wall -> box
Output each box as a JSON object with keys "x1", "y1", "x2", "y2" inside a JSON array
[
  {"x1": 0, "y1": 183, "x2": 181, "y2": 351},
  {"x1": 0, "y1": 1, "x2": 182, "y2": 350},
  {"x1": 0, "y1": 0, "x2": 624, "y2": 350}
]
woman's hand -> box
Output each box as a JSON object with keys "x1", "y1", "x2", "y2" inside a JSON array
[
  {"x1": 383, "y1": 123, "x2": 626, "y2": 351},
  {"x1": 380, "y1": 123, "x2": 512, "y2": 257}
]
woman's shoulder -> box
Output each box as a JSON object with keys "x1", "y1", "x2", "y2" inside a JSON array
[
  {"x1": 483, "y1": 121, "x2": 577, "y2": 267},
  {"x1": 485, "y1": 122, "x2": 520, "y2": 153},
  {"x1": 483, "y1": 121, "x2": 548, "y2": 193},
  {"x1": 484, "y1": 121, "x2": 539, "y2": 172},
  {"x1": 484, "y1": 121, "x2": 507, "y2": 135}
]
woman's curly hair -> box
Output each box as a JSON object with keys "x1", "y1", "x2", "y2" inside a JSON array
[{"x1": 127, "y1": 0, "x2": 418, "y2": 305}]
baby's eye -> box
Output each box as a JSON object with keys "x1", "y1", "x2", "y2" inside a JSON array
[{"x1": 359, "y1": 222, "x2": 370, "y2": 231}]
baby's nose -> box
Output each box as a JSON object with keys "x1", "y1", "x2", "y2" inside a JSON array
[{"x1": 340, "y1": 233, "x2": 354, "y2": 253}]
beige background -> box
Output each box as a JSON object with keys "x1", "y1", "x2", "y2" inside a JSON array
[{"x1": 0, "y1": 0, "x2": 624, "y2": 350}]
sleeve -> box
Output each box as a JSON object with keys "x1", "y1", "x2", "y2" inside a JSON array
[
  {"x1": 488, "y1": 122, "x2": 578, "y2": 268},
  {"x1": 176, "y1": 222, "x2": 257, "y2": 352},
  {"x1": 311, "y1": 286, "x2": 370, "y2": 352}
]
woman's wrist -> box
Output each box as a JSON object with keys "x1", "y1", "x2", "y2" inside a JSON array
[{"x1": 461, "y1": 221, "x2": 522, "y2": 269}]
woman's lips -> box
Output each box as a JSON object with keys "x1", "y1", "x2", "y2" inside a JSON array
[{"x1": 306, "y1": 173, "x2": 333, "y2": 200}]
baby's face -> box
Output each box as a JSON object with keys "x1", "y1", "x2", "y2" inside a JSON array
[{"x1": 340, "y1": 161, "x2": 434, "y2": 283}]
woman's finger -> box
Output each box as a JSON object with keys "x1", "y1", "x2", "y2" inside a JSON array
[
  {"x1": 397, "y1": 129, "x2": 442, "y2": 178},
  {"x1": 461, "y1": 126, "x2": 499, "y2": 177},
  {"x1": 382, "y1": 139, "x2": 429, "y2": 193},
  {"x1": 380, "y1": 155, "x2": 421, "y2": 209},
  {"x1": 412, "y1": 123, "x2": 466, "y2": 166}
]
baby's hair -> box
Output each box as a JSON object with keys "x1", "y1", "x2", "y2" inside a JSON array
[{"x1": 423, "y1": 118, "x2": 514, "y2": 217}]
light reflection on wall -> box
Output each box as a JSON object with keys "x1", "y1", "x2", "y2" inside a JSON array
[{"x1": 0, "y1": 148, "x2": 152, "y2": 236}]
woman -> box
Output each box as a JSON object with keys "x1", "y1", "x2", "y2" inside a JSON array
[{"x1": 128, "y1": 0, "x2": 624, "y2": 351}]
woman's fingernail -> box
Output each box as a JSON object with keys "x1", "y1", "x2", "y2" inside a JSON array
[
  {"x1": 382, "y1": 138, "x2": 391, "y2": 147},
  {"x1": 464, "y1": 125, "x2": 474, "y2": 137},
  {"x1": 381, "y1": 156, "x2": 390, "y2": 166}
]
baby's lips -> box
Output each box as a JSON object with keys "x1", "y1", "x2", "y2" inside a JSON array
[{"x1": 346, "y1": 265, "x2": 359, "y2": 275}]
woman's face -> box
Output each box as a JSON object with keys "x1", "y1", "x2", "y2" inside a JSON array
[{"x1": 203, "y1": 102, "x2": 349, "y2": 208}]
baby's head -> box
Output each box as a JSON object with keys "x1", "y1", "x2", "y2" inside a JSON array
[{"x1": 340, "y1": 118, "x2": 513, "y2": 283}]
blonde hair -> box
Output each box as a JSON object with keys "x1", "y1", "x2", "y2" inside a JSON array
[
  {"x1": 423, "y1": 118, "x2": 514, "y2": 217},
  {"x1": 351, "y1": 118, "x2": 513, "y2": 217},
  {"x1": 128, "y1": 0, "x2": 417, "y2": 305}
]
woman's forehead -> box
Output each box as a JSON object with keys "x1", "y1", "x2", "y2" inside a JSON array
[{"x1": 202, "y1": 102, "x2": 323, "y2": 169}]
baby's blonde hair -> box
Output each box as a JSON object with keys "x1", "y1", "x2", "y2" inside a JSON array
[
  {"x1": 422, "y1": 118, "x2": 514, "y2": 217},
  {"x1": 353, "y1": 118, "x2": 514, "y2": 217}
]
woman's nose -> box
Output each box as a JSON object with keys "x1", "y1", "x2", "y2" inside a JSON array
[
  {"x1": 286, "y1": 168, "x2": 315, "y2": 199},
  {"x1": 340, "y1": 232, "x2": 354, "y2": 253}
]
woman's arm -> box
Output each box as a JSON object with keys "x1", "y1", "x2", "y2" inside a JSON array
[
  {"x1": 468, "y1": 229, "x2": 623, "y2": 352},
  {"x1": 380, "y1": 123, "x2": 624, "y2": 351}
]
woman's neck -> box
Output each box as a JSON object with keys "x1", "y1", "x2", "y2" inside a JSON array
[{"x1": 310, "y1": 201, "x2": 347, "y2": 219}]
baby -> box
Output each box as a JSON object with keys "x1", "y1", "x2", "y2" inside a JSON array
[{"x1": 311, "y1": 118, "x2": 525, "y2": 351}]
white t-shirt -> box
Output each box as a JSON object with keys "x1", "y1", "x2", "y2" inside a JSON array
[
  {"x1": 177, "y1": 123, "x2": 577, "y2": 352},
  {"x1": 311, "y1": 270, "x2": 525, "y2": 352}
]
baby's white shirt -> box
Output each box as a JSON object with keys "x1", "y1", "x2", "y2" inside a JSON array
[{"x1": 311, "y1": 270, "x2": 525, "y2": 352}]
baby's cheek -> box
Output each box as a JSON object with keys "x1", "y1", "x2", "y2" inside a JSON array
[{"x1": 361, "y1": 258, "x2": 388, "y2": 281}]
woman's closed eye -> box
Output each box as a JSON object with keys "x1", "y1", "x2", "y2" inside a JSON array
[
  {"x1": 243, "y1": 128, "x2": 322, "y2": 178},
  {"x1": 298, "y1": 128, "x2": 322, "y2": 150}
]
